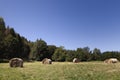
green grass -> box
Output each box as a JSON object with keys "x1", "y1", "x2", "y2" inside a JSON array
[{"x1": 0, "y1": 62, "x2": 120, "y2": 80}]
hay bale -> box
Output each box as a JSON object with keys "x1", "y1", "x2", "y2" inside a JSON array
[
  {"x1": 104, "y1": 58, "x2": 119, "y2": 63},
  {"x1": 42, "y1": 58, "x2": 52, "y2": 64},
  {"x1": 73, "y1": 58, "x2": 80, "y2": 63},
  {"x1": 104, "y1": 59, "x2": 109, "y2": 63},
  {"x1": 9, "y1": 58, "x2": 23, "y2": 67}
]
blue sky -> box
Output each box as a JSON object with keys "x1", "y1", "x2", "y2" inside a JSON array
[{"x1": 0, "y1": 0, "x2": 120, "y2": 52}]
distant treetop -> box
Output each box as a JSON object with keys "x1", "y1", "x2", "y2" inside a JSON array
[
  {"x1": 0, "y1": 17, "x2": 4, "y2": 21},
  {"x1": 0, "y1": 17, "x2": 5, "y2": 25}
]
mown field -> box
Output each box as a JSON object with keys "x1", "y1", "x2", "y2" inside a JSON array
[{"x1": 0, "y1": 62, "x2": 120, "y2": 80}]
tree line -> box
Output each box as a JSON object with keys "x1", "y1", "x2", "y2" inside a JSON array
[{"x1": 0, "y1": 17, "x2": 120, "y2": 62}]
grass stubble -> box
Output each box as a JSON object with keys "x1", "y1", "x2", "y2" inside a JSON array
[{"x1": 0, "y1": 62, "x2": 120, "y2": 80}]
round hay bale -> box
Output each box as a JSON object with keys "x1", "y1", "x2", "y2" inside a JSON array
[
  {"x1": 104, "y1": 59, "x2": 109, "y2": 63},
  {"x1": 73, "y1": 58, "x2": 80, "y2": 63},
  {"x1": 42, "y1": 58, "x2": 52, "y2": 64},
  {"x1": 9, "y1": 58, "x2": 23, "y2": 67},
  {"x1": 104, "y1": 58, "x2": 119, "y2": 63}
]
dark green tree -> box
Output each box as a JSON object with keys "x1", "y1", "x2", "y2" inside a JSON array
[
  {"x1": 92, "y1": 48, "x2": 101, "y2": 60},
  {"x1": 0, "y1": 17, "x2": 5, "y2": 34},
  {"x1": 76, "y1": 48, "x2": 84, "y2": 61},
  {"x1": 101, "y1": 51, "x2": 120, "y2": 61},
  {"x1": 0, "y1": 17, "x2": 6, "y2": 60},
  {"x1": 0, "y1": 18, "x2": 30, "y2": 61},
  {"x1": 4, "y1": 34, "x2": 19, "y2": 59},
  {"x1": 47, "y1": 45, "x2": 57, "y2": 59},
  {"x1": 20, "y1": 37, "x2": 30, "y2": 60},
  {"x1": 35, "y1": 39, "x2": 48, "y2": 61},
  {"x1": 66, "y1": 50, "x2": 76, "y2": 61},
  {"x1": 52, "y1": 46, "x2": 66, "y2": 61},
  {"x1": 76, "y1": 47, "x2": 91, "y2": 61}
]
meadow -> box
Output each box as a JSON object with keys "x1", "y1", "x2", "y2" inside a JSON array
[{"x1": 0, "y1": 62, "x2": 120, "y2": 80}]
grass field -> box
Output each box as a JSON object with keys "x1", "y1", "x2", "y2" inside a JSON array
[{"x1": 0, "y1": 62, "x2": 120, "y2": 80}]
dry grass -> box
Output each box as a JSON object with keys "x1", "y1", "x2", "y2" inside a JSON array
[{"x1": 0, "y1": 61, "x2": 120, "y2": 80}]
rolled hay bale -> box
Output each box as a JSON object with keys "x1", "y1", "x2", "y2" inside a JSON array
[
  {"x1": 73, "y1": 58, "x2": 80, "y2": 63},
  {"x1": 9, "y1": 58, "x2": 23, "y2": 67},
  {"x1": 42, "y1": 58, "x2": 52, "y2": 64},
  {"x1": 104, "y1": 58, "x2": 119, "y2": 63},
  {"x1": 104, "y1": 59, "x2": 109, "y2": 63}
]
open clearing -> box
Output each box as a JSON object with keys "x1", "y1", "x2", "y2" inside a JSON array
[{"x1": 0, "y1": 62, "x2": 120, "y2": 80}]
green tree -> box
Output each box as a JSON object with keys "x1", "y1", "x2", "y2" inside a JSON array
[
  {"x1": 0, "y1": 17, "x2": 6, "y2": 60},
  {"x1": 20, "y1": 37, "x2": 30, "y2": 60},
  {"x1": 82, "y1": 47, "x2": 91, "y2": 61},
  {"x1": 0, "y1": 17, "x2": 5, "y2": 33},
  {"x1": 101, "y1": 51, "x2": 120, "y2": 61},
  {"x1": 4, "y1": 34, "x2": 19, "y2": 59},
  {"x1": 92, "y1": 48, "x2": 101, "y2": 61},
  {"x1": 52, "y1": 46, "x2": 66, "y2": 61},
  {"x1": 47, "y1": 45, "x2": 57, "y2": 59},
  {"x1": 35, "y1": 39, "x2": 48, "y2": 61},
  {"x1": 0, "y1": 40, "x2": 5, "y2": 60},
  {"x1": 76, "y1": 48, "x2": 84, "y2": 61},
  {"x1": 29, "y1": 41, "x2": 36, "y2": 60},
  {"x1": 66, "y1": 50, "x2": 76, "y2": 61},
  {"x1": 0, "y1": 18, "x2": 30, "y2": 61},
  {"x1": 76, "y1": 47, "x2": 91, "y2": 61}
]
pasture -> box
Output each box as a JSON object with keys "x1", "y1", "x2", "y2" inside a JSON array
[{"x1": 0, "y1": 62, "x2": 120, "y2": 80}]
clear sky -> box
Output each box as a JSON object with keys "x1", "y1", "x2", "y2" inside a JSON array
[{"x1": 0, "y1": 0, "x2": 120, "y2": 52}]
